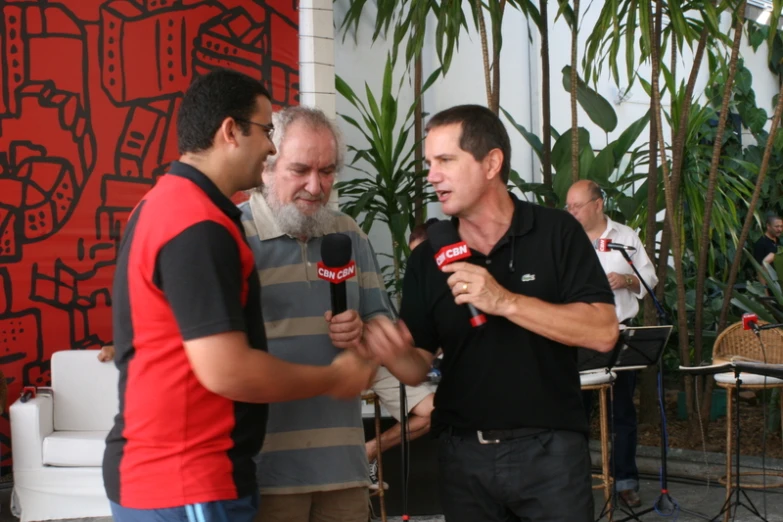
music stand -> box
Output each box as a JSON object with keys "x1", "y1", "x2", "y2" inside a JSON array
[
  {"x1": 587, "y1": 326, "x2": 675, "y2": 521},
  {"x1": 680, "y1": 358, "x2": 783, "y2": 522}
]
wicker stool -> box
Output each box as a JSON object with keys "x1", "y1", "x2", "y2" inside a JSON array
[
  {"x1": 581, "y1": 369, "x2": 616, "y2": 520},
  {"x1": 711, "y1": 322, "x2": 783, "y2": 522},
  {"x1": 362, "y1": 392, "x2": 387, "y2": 522}
]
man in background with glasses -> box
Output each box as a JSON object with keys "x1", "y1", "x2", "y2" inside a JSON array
[{"x1": 566, "y1": 179, "x2": 658, "y2": 508}]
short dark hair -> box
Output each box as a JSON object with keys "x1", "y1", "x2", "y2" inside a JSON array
[
  {"x1": 409, "y1": 218, "x2": 439, "y2": 246},
  {"x1": 177, "y1": 69, "x2": 271, "y2": 154},
  {"x1": 766, "y1": 213, "x2": 782, "y2": 227},
  {"x1": 425, "y1": 105, "x2": 511, "y2": 183}
]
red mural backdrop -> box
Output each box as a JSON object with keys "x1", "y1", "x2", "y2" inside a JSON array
[{"x1": 0, "y1": 0, "x2": 299, "y2": 469}]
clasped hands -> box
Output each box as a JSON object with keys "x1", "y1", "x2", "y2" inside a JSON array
[
  {"x1": 325, "y1": 261, "x2": 510, "y2": 366},
  {"x1": 324, "y1": 309, "x2": 415, "y2": 366}
]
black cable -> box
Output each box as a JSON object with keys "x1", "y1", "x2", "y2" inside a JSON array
[{"x1": 399, "y1": 382, "x2": 410, "y2": 521}]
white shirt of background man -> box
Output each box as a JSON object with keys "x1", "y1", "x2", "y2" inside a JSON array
[{"x1": 596, "y1": 216, "x2": 658, "y2": 323}]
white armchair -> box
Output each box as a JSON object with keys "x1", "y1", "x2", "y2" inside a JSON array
[{"x1": 10, "y1": 350, "x2": 118, "y2": 521}]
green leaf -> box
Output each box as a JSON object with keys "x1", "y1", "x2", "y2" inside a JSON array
[
  {"x1": 361, "y1": 210, "x2": 378, "y2": 235},
  {"x1": 637, "y1": 0, "x2": 652, "y2": 61},
  {"x1": 613, "y1": 112, "x2": 651, "y2": 156},
  {"x1": 666, "y1": 0, "x2": 687, "y2": 53},
  {"x1": 744, "y1": 107, "x2": 768, "y2": 135},
  {"x1": 735, "y1": 67, "x2": 752, "y2": 96},
  {"x1": 500, "y1": 107, "x2": 543, "y2": 160},
  {"x1": 516, "y1": 0, "x2": 542, "y2": 29},
  {"x1": 748, "y1": 22, "x2": 768, "y2": 52},
  {"x1": 625, "y1": 1, "x2": 638, "y2": 86},
  {"x1": 552, "y1": 166, "x2": 572, "y2": 207},
  {"x1": 702, "y1": 2, "x2": 721, "y2": 38},
  {"x1": 562, "y1": 65, "x2": 618, "y2": 132},
  {"x1": 579, "y1": 146, "x2": 595, "y2": 181},
  {"x1": 637, "y1": 76, "x2": 653, "y2": 97},
  {"x1": 555, "y1": 0, "x2": 576, "y2": 30},
  {"x1": 335, "y1": 75, "x2": 359, "y2": 107},
  {"x1": 616, "y1": 194, "x2": 639, "y2": 220},
  {"x1": 551, "y1": 127, "x2": 591, "y2": 173},
  {"x1": 589, "y1": 144, "x2": 616, "y2": 182},
  {"x1": 768, "y1": 0, "x2": 783, "y2": 52}
]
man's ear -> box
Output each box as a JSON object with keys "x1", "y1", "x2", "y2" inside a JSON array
[
  {"x1": 217, "y1": 117, "x2": 241, "y2": 147},
  {"x1": 483, "y1": 148, "x2": 504, "y2": 181}
]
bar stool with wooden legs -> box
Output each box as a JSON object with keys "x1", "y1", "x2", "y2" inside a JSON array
[
  {"x1": 581, "y1": 369, "x2": 617, "y2": 521},
  {"x1": 710, "y1": 321, "x2": 783, "y2": 522},
  {"x1": 362, "y1": 392, "x2": 387, "y2": 522}
]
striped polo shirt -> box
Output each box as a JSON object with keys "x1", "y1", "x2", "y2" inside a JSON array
[{"x1": 240, "y1": 191, "x2": 394, "y2": 494}]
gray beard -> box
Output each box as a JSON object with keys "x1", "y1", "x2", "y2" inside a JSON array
[{"x1": 262, "y1": 184, "x2": 336, "y2": 239}]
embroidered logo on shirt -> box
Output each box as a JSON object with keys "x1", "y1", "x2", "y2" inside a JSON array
[{"x1": 521, "y1": 274, "x2": 536, "y2": 282}]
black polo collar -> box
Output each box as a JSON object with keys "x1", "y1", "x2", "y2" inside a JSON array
[
  {"x1": 167, "y1": 161, "x2": 242, "y2": 221},
  {"x1": 449, "y1": 191, "x2": 535, "y2": 239}
]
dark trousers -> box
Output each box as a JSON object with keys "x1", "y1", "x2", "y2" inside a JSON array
[
  {"x1": 584, "y1": 370, "x2": 639, "y2": 492},
  {"x1": 437, "y1": 428, "x2": 593, "y2": 522}
]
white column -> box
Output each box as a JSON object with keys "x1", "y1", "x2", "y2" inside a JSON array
[{"x1": 298, "y1": 0, "x2": 336, "y2": 119}]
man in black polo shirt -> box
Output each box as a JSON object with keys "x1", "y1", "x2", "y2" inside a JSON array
[
  {"x1": 362, "y1": 105, "x2": 618, "y2": 521},
  {"x1": 753, "y1": 214, "x2": 782, "y2": 286},
  {"x1": 104, "y1": 69, "x2": 376, "y2": 522}
]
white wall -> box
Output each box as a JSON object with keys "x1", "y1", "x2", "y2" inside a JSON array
[{"x1": 741, "y1": 4, "x2": 782, "y2": 139}]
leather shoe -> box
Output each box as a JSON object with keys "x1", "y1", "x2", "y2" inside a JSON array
[{"x1": 619, "y1": 489, "x2": 641, "y2": 508}]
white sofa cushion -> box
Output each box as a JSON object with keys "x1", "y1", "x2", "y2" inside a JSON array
[
  {"x1": 42, "y1": 431, "x2": 108, "y2": 467},
  {"x1": 51, "y1": 350, "x2": 119, "y2": 431}
]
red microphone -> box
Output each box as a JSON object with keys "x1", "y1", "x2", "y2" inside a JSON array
[
  {"x1": 427, "y1": 221, "x2": 487, "y2": 328},
  {"x1": 597, "y1": 238, "x2": 637, "y2": 252},
  {"x1": 318, "y1": 233, "x2": 356, "y2": 315}
]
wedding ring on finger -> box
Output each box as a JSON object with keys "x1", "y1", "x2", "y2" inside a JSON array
[{"x1": 461, "y1": 282, "x2": 469, "y2": 293}]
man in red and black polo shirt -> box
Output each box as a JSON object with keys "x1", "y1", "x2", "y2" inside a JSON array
[{"x1": 104, "y1": 70, "x2": 377, "y2": 522}]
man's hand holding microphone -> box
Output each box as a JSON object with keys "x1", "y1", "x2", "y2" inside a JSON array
[{"x1": 318, "y1": 233, "x2": 379, "y2": 398}]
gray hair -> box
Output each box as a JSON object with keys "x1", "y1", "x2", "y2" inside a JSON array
[{"x1": 265, "y1": 106, "x2": 345, "y2": 174}]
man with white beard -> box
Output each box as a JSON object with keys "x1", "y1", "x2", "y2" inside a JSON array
[{"x1": 239, "y1": 106, "x2": 417, "y2": 522}]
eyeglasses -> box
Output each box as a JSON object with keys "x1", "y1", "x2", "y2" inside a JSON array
[
  {"x1": 235, "y1": 118, "x2": 274, "y2": 139},
  {"x1": 564, "y1": 197, "x2": 599, "y2": 212}
]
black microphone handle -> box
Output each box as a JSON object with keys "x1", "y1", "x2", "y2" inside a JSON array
[{"x1": 331, "y1": 281, "x2": 348, "y2": 316}]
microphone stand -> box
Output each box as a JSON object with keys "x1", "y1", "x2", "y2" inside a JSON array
[
  {"x1": 711, "y1": 319, "x2": 777, "y2": 521},
  {"x1": 611, "y1": 249, "x2": 711, "y2": 521},
  {"x1": 755, "y1": 322, "x2": 783, "y2": 331}
]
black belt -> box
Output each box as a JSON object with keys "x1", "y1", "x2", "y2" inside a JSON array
[{"x1": 446, "y1": 426, "x2": 549, "y2": 444}]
